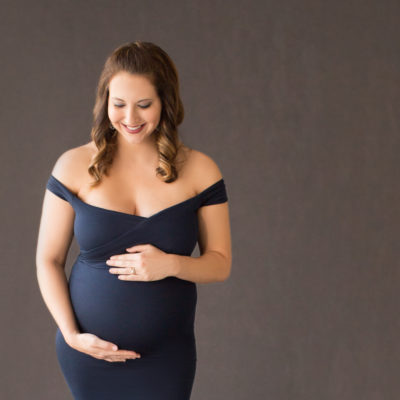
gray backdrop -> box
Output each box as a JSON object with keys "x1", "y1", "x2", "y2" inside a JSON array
[{"x1": 1, "y1": 0, "x2": 399, "y2": 399}]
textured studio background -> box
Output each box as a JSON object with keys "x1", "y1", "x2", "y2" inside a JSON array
[{"x1": 1, "y1": 0, "x2": 399, "y2": 399}]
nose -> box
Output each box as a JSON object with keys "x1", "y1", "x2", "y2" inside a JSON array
[{"x1": 124, "y1": 106, "x2": 143, "y2": 124}]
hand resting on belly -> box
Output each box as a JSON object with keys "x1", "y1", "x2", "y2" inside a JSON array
[{"x1": 66, "y1": 332, "x2": 141, "y2": 362}]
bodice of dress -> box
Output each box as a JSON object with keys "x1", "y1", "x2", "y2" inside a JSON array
[{"x1": 46, "y1": 174, "x2": 228, "y2": 263}]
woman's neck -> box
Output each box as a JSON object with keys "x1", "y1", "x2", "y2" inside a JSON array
[{"x1": 114, "y1": 134, "x2": 159, "y2": 168}]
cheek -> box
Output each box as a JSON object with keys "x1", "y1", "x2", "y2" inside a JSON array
[
  {"x1": 149, "y1": 111, "x2": 159, "y2": 122},
  {"x1": 149, "y1": 105, "x2": 162, "y2": 122},
  {"x1": 108, "y1": 106, "x2": 120, "y2": 121}
]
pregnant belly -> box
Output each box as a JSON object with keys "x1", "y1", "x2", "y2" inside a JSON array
[{"x1": 69, "y1": 259, "x2": 197, "y2": 355}]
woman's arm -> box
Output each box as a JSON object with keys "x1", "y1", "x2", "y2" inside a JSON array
[
  {"x1": 170, "y1": 151, "x2": 232, "y2": 283},
  {"x1": 174, "y1": 151, "x2": 232, "y2": 283},
  {"x1": 36, "y1": 182, "x2": 80, "y2": 345},
  {"x1": 170, "y1": 200, "x2": 232, "y2": 283}
]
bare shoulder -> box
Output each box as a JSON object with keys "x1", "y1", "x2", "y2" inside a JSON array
[
  {"x1": 184, "y1": 148, "x2": 224, "y2": 193},
  {"x1": 50, "y1": 142, "x2": 94, "y2": 193}
]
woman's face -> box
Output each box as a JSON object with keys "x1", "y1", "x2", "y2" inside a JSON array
[{"x1": 108, "y1": 71, "x2": 162, "y2": 145}]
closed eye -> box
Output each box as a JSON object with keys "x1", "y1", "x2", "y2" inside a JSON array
[{"x1": 114, "y1": 104, "x2": 151, "y2": 109}]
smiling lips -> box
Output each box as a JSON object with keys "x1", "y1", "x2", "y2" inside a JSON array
[{"x1": 122, "y1": 123, "x2": 146, "y2": 133}]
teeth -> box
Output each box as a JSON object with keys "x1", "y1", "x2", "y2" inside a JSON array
[{"x1": 126, "y1": 124, "x2": 143, "y2": 129}]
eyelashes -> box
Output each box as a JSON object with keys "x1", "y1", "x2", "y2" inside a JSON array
[{"x1": 114, "y1": 104, "x2": 151, "y2": 109}]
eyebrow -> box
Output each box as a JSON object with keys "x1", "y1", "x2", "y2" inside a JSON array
[{"x1": 111, "y1": 97, "x2": 152, "y2": 102}]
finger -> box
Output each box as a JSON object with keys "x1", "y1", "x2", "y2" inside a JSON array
[
  {"x1": 109, "y1": 253, "x2": 138, "y2": 261},
  {"x1": 103, "y1": 354, "x2": 139, "y2": 362},
  {"x1": 106, "y1": 259, "x2": 129, "y2": 267},
  {"x1": 96, "y1": 351, "x2": 139, "y2": 361},
  {"x1": 92, "y1": 351, "x2": 139, "y2": 362},
  {"x1": 108, "y1": 267, "x2": 125, "y2": 274},
  {"x1": 101, "y1": 355, "x2": 127, "y2": 362},
  {"x1": 114, "y1": 350, "x2": 141, "y2": 357},
  {"x1": 123, "y1": 267, "x2": 139, "y2": 275},
  {"x1": 108, "y1": 253, "x2": 126, "y2": 259},
  {"x1": 105, "y1": 354, "x2": 134, "y2": 361},
  {"x1": 105, "y1": 355, "x2": 139, "y2": 362},
  {"x1": 97, "y1": 347, "x2": 140, "y2": 357},
  {"x1": 108, "y1": 259, "x2": 138, "y2": 268},
  {"x1": 118, "y1": 274, "x2": 141, "y2": 281},
  {"x1": 109, "y1": 267, "x2": 137, "y2": 274}
]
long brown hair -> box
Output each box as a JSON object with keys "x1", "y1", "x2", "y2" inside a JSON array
[{"x1": 88, "y1": 41, "x2": 186, "y2": 186}]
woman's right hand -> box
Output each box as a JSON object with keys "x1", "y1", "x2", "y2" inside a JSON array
[{"x1": 66, "y1": 332, "x2": 141, "y2": 362}]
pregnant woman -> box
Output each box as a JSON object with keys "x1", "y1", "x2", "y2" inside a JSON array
[{"x1": 36, "y1": 41, "x2": 231, "y2": 399}]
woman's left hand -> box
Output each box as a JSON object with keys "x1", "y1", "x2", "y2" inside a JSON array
[{"x1": 106, "y1": 244, "x2": 176, "y2": 281}]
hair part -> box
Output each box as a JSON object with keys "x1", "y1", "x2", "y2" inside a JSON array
[{"x1": 88, "y1": 41, "x2": 186, "y2": 187}]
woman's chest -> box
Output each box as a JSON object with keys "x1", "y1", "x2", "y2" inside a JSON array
[
  {"x1": 72, "y1": 201, "x2": 200, "y2": 257},
  {"x1": 77, "y1": 172, "x2": 196, "y2": 219}
]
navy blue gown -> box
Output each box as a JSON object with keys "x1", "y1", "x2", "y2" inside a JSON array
[{"x1": 45, "y1": 174, "x2": 228, "y2": 400}]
